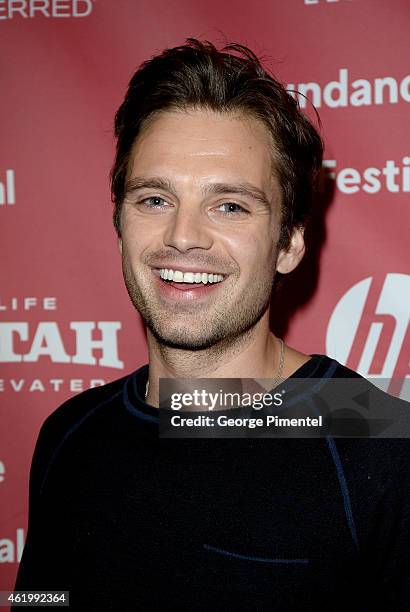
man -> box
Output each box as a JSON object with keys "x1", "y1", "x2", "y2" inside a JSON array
[{"x1": 14, "y1": 39, "x2": 410, "y2": 610}]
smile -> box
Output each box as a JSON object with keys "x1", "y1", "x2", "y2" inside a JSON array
[{"x1": 159, "y1": 268, "x2": 225, "y2": 284}]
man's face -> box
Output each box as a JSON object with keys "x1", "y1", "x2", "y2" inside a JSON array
[{"x1": 119, "y1": 108, "x2": 297, "y2": 350}]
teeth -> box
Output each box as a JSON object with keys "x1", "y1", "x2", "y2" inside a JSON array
[
  {"x1": 183, "y1": 272, "x2": 194, "y2": 283},
  {"x1": 159, "y1": 269, "x2": 224, "y2": 284}
]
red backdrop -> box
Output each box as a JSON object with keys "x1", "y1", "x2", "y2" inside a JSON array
[{"x1": 1, "y1": 0, "x2": 409, "y2": 594}]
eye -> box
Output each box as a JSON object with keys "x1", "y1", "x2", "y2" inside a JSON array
[
  {"x1": 216, "y1": 202, "x2": 250, "y2": 215},
  {"x1": 140, "y1": 196, "x2": 168, "y2": 208},
  {"x1": 136, "y1": 195, "x2": 173, "y2": 213}
]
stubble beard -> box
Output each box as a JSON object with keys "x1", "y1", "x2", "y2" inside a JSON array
[{"x1": 122, "y1": 256, "x2": 276, "y2": 352}]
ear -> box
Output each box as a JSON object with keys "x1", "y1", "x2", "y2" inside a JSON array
[
  {"x1": 275, "y1": 226, "x2": 306, "y2": 274},
  {"x1": 118, "y1": 236, "x2": 123, "y2": 255}
]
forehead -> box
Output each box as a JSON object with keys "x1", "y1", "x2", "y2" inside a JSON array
[{"x1": 128, "y1": 108, "x2": 277, "y2": 191}]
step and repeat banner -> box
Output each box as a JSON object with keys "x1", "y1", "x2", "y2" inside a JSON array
[{"x1": 1, "y1": 0, "x2": 409, "y2": 593}]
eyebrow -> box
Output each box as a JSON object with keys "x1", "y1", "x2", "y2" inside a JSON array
[{"x1": 124, "y1": 176, "x2": 272, "y2": 210}]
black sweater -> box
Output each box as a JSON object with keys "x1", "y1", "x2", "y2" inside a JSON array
[{"x1": 14, "y1": 355, "x2": 410, "y2": 611}]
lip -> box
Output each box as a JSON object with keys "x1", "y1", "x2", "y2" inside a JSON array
[
  {"x1": 150, "y1": 265, "x2": 227, "y2": 275},
  {"x1": 151, "y1": 268, "x2": 227, "y2": 301}
]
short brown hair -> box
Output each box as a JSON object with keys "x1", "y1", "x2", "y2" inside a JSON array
[{"x1": 111, "y1": 38, "x2": 323, "y2": 249}]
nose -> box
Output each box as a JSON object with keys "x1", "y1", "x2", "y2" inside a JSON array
[{"x1": 163, "y1": 204, "x2": 213, "y2": 252}]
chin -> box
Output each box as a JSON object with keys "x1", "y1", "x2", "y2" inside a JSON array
[{"x1": 149, "y1": 324, "x2": 222, "y2": 351}]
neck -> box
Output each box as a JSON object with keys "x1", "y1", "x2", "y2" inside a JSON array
[{"x1": 145, "y1": 313, "x2": 285, "y2": 407}]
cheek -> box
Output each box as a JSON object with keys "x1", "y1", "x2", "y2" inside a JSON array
[
  {"x1": 120, "y1": 209, "x2": 165, "y2": 253},
  {"x1": 120, "y1": 219, "x2": 148, "y2": 257},
  {"x1": 120, "y1": 239, "x2": 143, "y2": 272},
  {"x1": 223, "y1": 228, "x2": 276, "y2": 273}
]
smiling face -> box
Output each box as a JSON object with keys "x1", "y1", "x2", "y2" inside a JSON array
[{"x1": 119, "y1": 108, "x2": 304, "y2": 350}]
